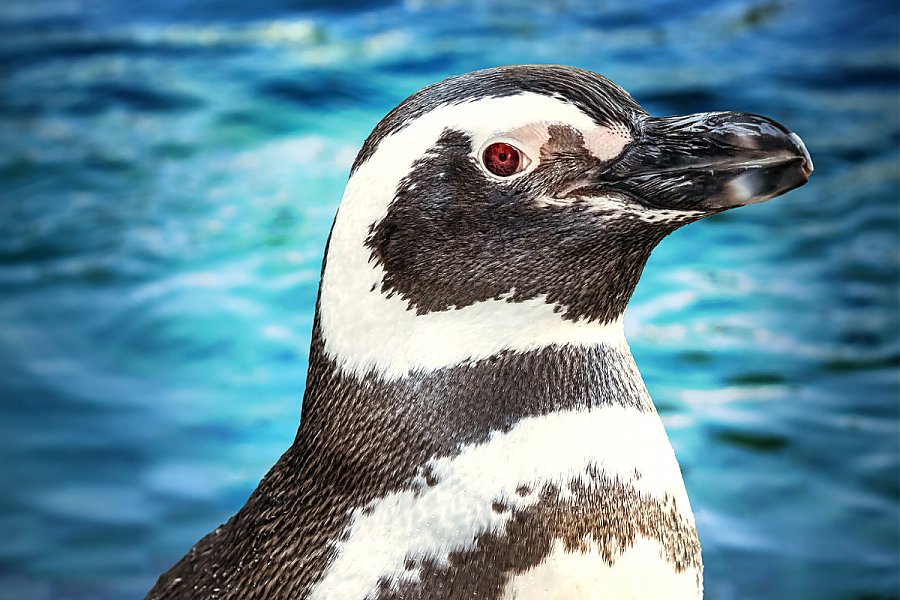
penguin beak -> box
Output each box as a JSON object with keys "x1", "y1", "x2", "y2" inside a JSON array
[{"x1": 597, "y1": 112, "x2": 813, "y2": 211}]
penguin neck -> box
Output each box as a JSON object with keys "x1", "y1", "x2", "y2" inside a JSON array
[
  {"x1": 299, "y1": 313, "x2": 657, "y2": 452},
  {"x1": 293, "y1": 315, "x2": 699, "y2": 599}
]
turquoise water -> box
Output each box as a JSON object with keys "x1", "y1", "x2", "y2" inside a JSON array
[{"x1": 1, "y1": 0, "x2": 897, "y2": 598}]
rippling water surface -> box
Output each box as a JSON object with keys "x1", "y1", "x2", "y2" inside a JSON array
[{"x1": 1, "y1": 0, "x2": 898, "y2": 598}]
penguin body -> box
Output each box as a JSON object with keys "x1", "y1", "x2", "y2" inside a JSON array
[{"x1": 147, "y1": 65, "x2": 811, "y2": 599}]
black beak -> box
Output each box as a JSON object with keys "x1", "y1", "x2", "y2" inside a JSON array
[{"x1": 598, "y1": 112, "x2": 814, "y2": 211}]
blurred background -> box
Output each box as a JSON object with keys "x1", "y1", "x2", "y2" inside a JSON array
[{"x1": 1, "y1": 0, "x2": 897, "y2": 598}]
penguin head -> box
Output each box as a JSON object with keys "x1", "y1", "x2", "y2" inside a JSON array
[{"x1": 319, "y1": 65, "x2": 812, "y2": 378}]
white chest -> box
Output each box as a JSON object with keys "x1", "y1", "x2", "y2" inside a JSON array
[
  {"x1": 309, "y1": 405, "x2": 702, "y2": 600},
  {"x1": 503, "y1": 538, "x2": 702, "y2": 600}
]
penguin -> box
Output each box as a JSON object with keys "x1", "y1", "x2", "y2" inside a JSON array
[{"x1": 146, "y1": 65, "x2": 812, "y2": 600}]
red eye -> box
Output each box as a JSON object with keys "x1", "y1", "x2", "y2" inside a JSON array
[{"x1": 482, "y1": 142, "x2": 522, "y2": 177}]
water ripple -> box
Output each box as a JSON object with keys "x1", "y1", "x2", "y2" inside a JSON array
[{"x1": 1, "y1": 0, "x2": 897, "y2": 598}]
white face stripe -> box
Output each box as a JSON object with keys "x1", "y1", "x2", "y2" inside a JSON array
[
  {"x1": 321, "y1": 94, "x2": 632, "y2": 380},
  {"x1": 320, "y1": 284, "x2": 627, "y2": 380},
  {"x1": 502, "y1": 538, "x2": 703, "y2": 599},
  {"x1": 308, "y1": 405, "x2": 695, "y2": 600},
  {"x1": 582, "y1": 121, "x2": 632, "y2": 162},
  {"x1": 535, "y1": 194, "x2": 705, "y2": 224}
]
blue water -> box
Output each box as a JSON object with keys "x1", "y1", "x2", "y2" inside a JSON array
[{"x1": 1, "y1": 0, "x2": 897, "y2": 598}]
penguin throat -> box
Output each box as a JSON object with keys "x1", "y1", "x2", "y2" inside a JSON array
[
  {"x1": 298, "y1": 321, "x2": 653, "y2": 450},
  {"x1": 317, "y1": 275, "x2": 630, "y2": 381}
]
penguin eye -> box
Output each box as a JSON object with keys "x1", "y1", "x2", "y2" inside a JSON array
[{"x1": 482, "y1": 142, "x2": 530, "y2": 177}]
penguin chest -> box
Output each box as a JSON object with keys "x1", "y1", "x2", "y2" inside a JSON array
[
  {"x1": 502, "y1": 537, "x2": 703, "y2": 600},
  {"x1": 310, "y1": 405, "x2": 702, "y2": 599}
]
